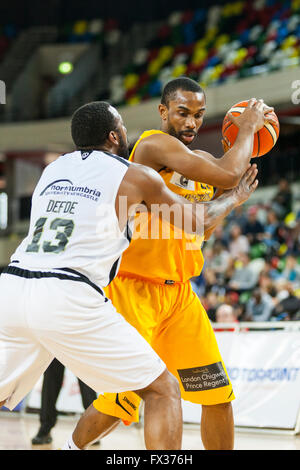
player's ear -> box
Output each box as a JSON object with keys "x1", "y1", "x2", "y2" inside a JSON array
[
  {"x1": 108, "y1": 130, "x2": 118, "y2": 145},
  {"x1": 158, "y1": 103, "x2": 168, "y2": 121}
]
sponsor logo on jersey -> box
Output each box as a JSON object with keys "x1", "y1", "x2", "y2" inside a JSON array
[
  {"x1": 177, "y1": 362, "x2": 229, "y2": 391},
  {"x1": 80, "y1": 150, "x2": 93, "y2": 160},
  {"x1": 169, "y1": 171, "x2": 195, "y2": 191},
  {"x1": 179, "y1": 176, "x2": 189, "y2": 187},
  {"x1": 183, "y1": 193, "x2": 211, "y2": 202},
  {"x1": 40, "y1": 179, "x2": 101, "y2": 201}
]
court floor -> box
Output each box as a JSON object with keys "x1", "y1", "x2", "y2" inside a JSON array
[{"x1": 0, "y1": 411, "x2": 300, "y2": 450}]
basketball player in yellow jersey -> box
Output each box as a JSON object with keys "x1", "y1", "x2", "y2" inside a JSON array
[{"x1": 66, "y1": 78, "x2": 275, "y2": 450}]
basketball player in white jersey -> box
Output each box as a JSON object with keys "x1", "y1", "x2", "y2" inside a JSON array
[{"x1": 0, "y1": 101, "x2": 258, "y2": 450}]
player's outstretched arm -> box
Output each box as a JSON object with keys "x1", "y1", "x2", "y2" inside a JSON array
[
  {"x1": 135, "y1": 99, "x2": 274, "y2": 190},
  {"x1": 202, "y1": 163, "x2": 259, "y2": 240},
  {"x1": 116, "y1": 162, "x2": 258, "y2": 238},
  {"x1": 117, "y1": 163, "x2": 206, "y2": 236}
]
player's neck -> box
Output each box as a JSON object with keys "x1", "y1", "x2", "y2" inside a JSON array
[
  {"x1": 77, "y1": 144, "x2": 116, "y2": 154},
  {"x1": 160, "y1": 123, "x2": 168, "y2": 134}
]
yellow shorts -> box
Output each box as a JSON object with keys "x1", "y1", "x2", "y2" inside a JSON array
[{"x1": 93, "y1": 274, "x2": 234, "y2": 421}]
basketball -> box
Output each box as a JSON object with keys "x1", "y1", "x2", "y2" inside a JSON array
[{"x1": 222, "y1": 100, "x2": 280, "y2": 158}]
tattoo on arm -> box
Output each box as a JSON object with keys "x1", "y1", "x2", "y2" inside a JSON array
[{"x1": 203, "y1": 194, "x2": 237, "y2": 239}]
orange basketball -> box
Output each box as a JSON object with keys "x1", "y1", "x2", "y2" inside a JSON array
[{"x1": 222, "y1": 100, "x2": 280, "y2": 157}]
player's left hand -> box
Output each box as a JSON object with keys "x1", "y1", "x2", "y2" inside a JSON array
[{"x1": 230, "y1": 163, "x2": 259, "y2": 206}]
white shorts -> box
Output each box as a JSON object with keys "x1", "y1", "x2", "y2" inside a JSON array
[{"x1": 0, "y1": 266, "x2": 166, "y2": 410}]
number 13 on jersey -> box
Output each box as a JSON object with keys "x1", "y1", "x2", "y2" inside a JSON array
[{"x1": 26, "y1": 217, "x2": 75, "y2": 254}]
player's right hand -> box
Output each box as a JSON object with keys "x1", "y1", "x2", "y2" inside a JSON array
[{"x1": 227, "y1": 98, "x2": 277, "y2": 133}]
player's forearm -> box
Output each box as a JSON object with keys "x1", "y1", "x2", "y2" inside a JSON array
[
  {"x1": 217, "y1": 124, "x2": 256, "y2": 185},
  {"x1": 203, "y1": 189, "x2": 233, "y2": 239},
  {"x1": 202, "y1": 192, "x2": 238, "y2": 235},
  {"x1": 191, "y1": 125, "x2": 255, "y2": 190},
  {"x1": 170, "y1": 192, "x2": 238, "y2": 237}
]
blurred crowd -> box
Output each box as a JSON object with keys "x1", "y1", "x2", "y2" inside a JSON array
[{"x1": 191, "y1": 178, "x2": 300, "y2": 324}]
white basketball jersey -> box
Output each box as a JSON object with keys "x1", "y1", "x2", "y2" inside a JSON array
[{"x1": 12, "y1": 150, "x2": 132, "y2": 287}]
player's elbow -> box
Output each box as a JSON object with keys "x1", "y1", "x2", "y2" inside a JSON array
[{"x1": 218, "y1": 170, "x2": 240, "y2": 189}]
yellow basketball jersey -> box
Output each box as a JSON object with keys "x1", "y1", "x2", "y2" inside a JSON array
[{"x1": 118, "y1": 130, "x2": 214, "y2": 283}]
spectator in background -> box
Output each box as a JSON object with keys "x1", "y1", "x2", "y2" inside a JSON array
[
  {"x1": 233, "y1": 303, "x2": 246, "y2": 322},
  {"x1": 202, "y1": 246, "x2": 214, "y2": 270},
  {"x1": 277, "y1": 223, "x2": 295, "y2": 253},
  {"x1": 265, "y1": 285, "x2": 280, "y2": 313},
  {"x1": 258, "y1": 264, "x2": 275, "y2": 294},
  {"x1": 209, "y1": 241, "x2": 232, "y2": 278},
  {"x1": 224, "y1": 290, "x2": 240, "y2": 308},
  {"x1": 274, "y1": 279, "x2": 290, "y2": 302},
  {"x1": 293, "y1": 222, "x2": 300, "y2": 255},
  {"x1": 245, "y1": 288, "x2": 274, "y2": 322},
  {"x1": 214, "y1": 304, "x2": 238, "y2": 331},
  {"x1": 271, "y1": 178, "x2": 293, "y2": 220},
  {"x1": 228, "y1": 224, "x2": 249, "y2": 259},
  {"x1": 243, "y1": 206, "x2": 264, "y2": 245},
  {"x1": 228, "y1": 253, "x2": 258, "y2": 293},
  {"x1": 290, "y1": 218, "x2": 300, "y2": 254},
  {"x1": 256, "y1": 256, "x2": 281, "y2": 281},
  {"x1": 262, "y1": 210, "x2": 279, "y2": 250},
  {"x1": 202, "y1": 291, "x2": 220, "y2": 322},
  {"x1": 281, "y1": 254, "x2": 300, "y2": 285},
  {"x1": 208, "y1": 223, "x2": 228, "y2": 248},
  {"x1": 225, "y1": 205, "x2": 248, "y2": 238},
  {"x1": 203, "y1": 266, "x2": 218, "y2": 292},
  {"x1": 270, "y1": 282, "x2": 300, "y2": 321}
]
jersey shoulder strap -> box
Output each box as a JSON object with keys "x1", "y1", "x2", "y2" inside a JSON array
[{"x1": 129, "y1": 130, "x2": 167, "y2": 162}]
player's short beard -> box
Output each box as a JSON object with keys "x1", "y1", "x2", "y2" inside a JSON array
[
  {"x1": 167, "y1": 123, "x2": 180, "y2": 141},
  {"x1": 115, "y1": 130, "x2": 129, "y2": 159},
  {"x1": 167, "y1": 122, "x2": 194, "y2": 146}
]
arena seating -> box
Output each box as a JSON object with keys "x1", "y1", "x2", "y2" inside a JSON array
[
  {"x1": 105, "y1": 0, "x2": 300, "y2": 106},
  {"x1": 1, "y1": 0, "x2": 300, "y2": 114}
]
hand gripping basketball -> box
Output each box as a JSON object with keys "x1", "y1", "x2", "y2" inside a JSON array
[{"x1": 222, "y1": 99, "x2": 280, "y2": 158}]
